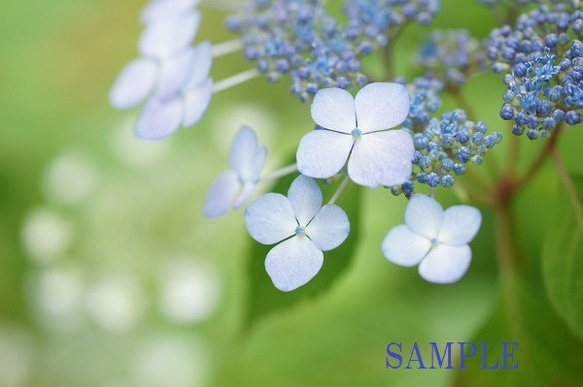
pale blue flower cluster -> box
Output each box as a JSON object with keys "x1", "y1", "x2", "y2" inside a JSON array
[
  {"x1": 487, "y1": 2, "x2": 583, "y2": 138},
  {"x1": 389, "y1": 78, "x2": 502, "y2": 195},
  {"x1": 398, "y1": 76, "x2": 443, "y2": 133},
  {"x1": 477, "y1": 0, "x2": 540, "y2": 7},
  {"x1": 342, "y1": 0, "x2": 440, "y2": 42},
  {"x1": 393, "y1": 110, "x2": 502, "y2": 194},
  {"x1": 416, "y1": 29, "x2": 485, "y2": 87},
  {"x1": 107, "y1": 1, "x2": 499, "y2": 292},
  {"x1": 109, "y1": 0, "x2": 215, "y2": 140},
  {"x1": 227, "y1": 0, "x2": 440, "y2": 101}
]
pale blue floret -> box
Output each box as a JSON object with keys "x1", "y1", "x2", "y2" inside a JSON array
[
  {"x1": 203, "y1": 126, "x2": 267, "y2": 218},
  {"x1": 245, "y1": 175, "x2": 350, "y2": 291},
  {"x1": 296, "y1": 82, "x2": 414, "y2": 188},
  {"x1": 382, "y1": 194, "x2": 482, "y2": 284}
]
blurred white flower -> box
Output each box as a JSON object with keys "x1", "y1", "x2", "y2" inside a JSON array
[
  {"x1": 0, "y1": 327, "x2": 32, "y2": 387},
  {"x1": 132, "y1": 335, "x2": 209, "y2": 387},
  {"x1": 42, "y1": 151, "x2": 98, "y2": 205},
  {"x1": 296, "y1": 82, "x2": 414, "y2": 188},
  {"x1": 245, "y1": 175, "x2": 350, "y2": 291},
  {"x1": 29, "y1": 266, "x2": 85, "y2": 331},
  {"x1": 21, "y1": 208, "x2": 72, "y2": 264},
  {"x1": 85, "y1": 274, "x2": 146, "y2": 333},
  {"x1": 159, "y1": 257, "x2": 221, "y2": 323},
  {"x1": 111, "y1": 118, "x2": 171, "y2": 167},
  {"x1": 203, "y1": 126, "x2": 266, "y2": 218},
  {"x1": 382, "y1": 194, "x2": 482, "y2": 283}
]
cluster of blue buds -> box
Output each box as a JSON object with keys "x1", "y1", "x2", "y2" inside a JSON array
[
  {"x1": 392, "y1": 107, "x2": 502, "y2": 196},
  {"x1": 487, "y1": 1, "x2": 583, "y2": 139},
  {"x1": 416, "y1": 29, "x2": 485, "y2": 87},
  {"x1": 342, "y1": 0, "x2": 440, "y2": 44},
  {"x1": 398, "y1": 76, "x2": 443, "y2": 132},
  {"x1": 227, "y1": 0, "x2": 440, "y2": 102},
  {"x1": 477, "y1": 0, "x2": 540, "y2": 7}
]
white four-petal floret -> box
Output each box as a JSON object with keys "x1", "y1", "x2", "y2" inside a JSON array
[
  {"x1": 382, "y1": 194, "x2": 482, "y2": 284},
  {"x1": 109, "y1": 0, "x2": 213, "y2": 140},
  {"x1": 203, "y1": 126, "x2": 267, "y2": 218},
  {"x1": 296, "y1": 82, "x2": 414, "y2": 188},
  {"x1": 245, "y1": 175, "x2": 350, "y2": 291}
]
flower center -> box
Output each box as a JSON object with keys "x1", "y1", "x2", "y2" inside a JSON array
[
  {"x1": 295, "y1": 225, "x2": 306, "y2": 236},
  {"x1": 351, "y1": 128, "x2": 363, "y2": 140},
  {"x1": 430, "y1": 237, "x2": 439, "y2": 248}
]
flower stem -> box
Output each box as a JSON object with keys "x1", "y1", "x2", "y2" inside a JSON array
[
  {"x1": 212, "y1": 40, "x2": 243, "y2": 58},
  {"x1": 213, "y1": 69, "x2": 260, "y2": 94},
  {"x1": 494, "y1": 201, "x2": 535, "y2": 385},
  {"x1": 200, "y1": 0, "x2": 242, "y2": 10},
  {"x1": 260, "y1": 163, "x2": 297, "y2": 181},
  {"x1": 514, "y1": 126, "x2": 561, "y2": 191},
  {"x1": 328, "y1": 175, "x2": 350, "y2": 204}
]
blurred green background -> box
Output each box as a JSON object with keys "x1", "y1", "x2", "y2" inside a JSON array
[{"x1": 1, "y1": 0, "x2": 583, "y2": 386}]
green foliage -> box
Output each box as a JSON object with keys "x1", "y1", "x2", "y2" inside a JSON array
[
  {"x1": 456, "y1": 279, "x2": 583, "y2": 387},
  {"x1": 244, "y1": 166, "x2": 362, "y2": 328},
  {"x1": 542, "y1": 173, "x2": 583, "y2": 341}
]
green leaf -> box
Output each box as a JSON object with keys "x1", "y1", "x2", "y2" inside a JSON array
[
  {"x1": 542, "y1": 173, "x2": 583, "y2": 341},
  {"x1": 243, "y1": 170, "x2": 362, "y2": 328},
  {"x1": 455, "y1": 279, "x2": 583, "y2": 387}
]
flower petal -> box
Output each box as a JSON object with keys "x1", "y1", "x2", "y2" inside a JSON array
[
  {"x1": 134, "y1": 97, "x2": 183, "y2": 140},
  {"x1": 405, "y1": 194, "x2": 444, "y2": 239},
  {"x1": 182, "y1": 78, "x2": 213, "y2": 127},
  {"x1": 138, "y1": 11, "x2": 200, "y2": 58},
  {"x1": 381, "y1": 224, "x2": 431, "y2": 266},
  {"x1": 233, "y1": 181, "x2": 257, "y2": 209},
  {"x1": 437, "y1": 205, "x2": 482, "y2": 245},
  {"x1": 229, "y1": 126, "x2": 259, "y2": 179},
  {"x1": 347, "y1": 130, "x2": 414, "y2": 188},
  {"x1": 245, "y1": 193, "x2": 296, "y2": 245},
  {"x1": 186, "y1": 41, "x2": 213, "y2": 87},
  {"x1": 109, "y1": 58, "x2": 157, "y2": 109},
  {"x1": 265, "y1": 236, "x2": 323, "y2": 292},
  {"x1": 251, "y1": 146, "x2": 267, "y2": 180},
  {"x1": 287, "y1": 175, "x2": 323, "y2": 226},
  {"x1": 418, "y1": 244, "x2": 471, "y2": 284},
  {"x1": 306, "y1": 204, "x2": 350, "y2": 251},
  {"x1": 296, "y1": 130, "x2": 353, "y2": 179},
  {"x1": 355, "y1": 82, "x2": 410, "y2": 133},
  {"x1": 141, "y1": 0, "x2": 200, "y2": 24},
  {"x1": 202, "y1": 171, "x2": 240, "y2": 218},
  {"x1": 311, "y1": 88, "x2": 356, "y2": 133},
  {"x1": 156, "y1": 48, "x2": 196, "y2": 100}
]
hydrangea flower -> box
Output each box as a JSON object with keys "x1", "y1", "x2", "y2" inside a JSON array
[
  {"x1": 382, "y1": 194, "x2": 482, "y2": 283},
  {"x1": 203, "y1": 126, "x2": 266, "y2": 218},
  {"x1": 140, "y1": 0, "x2": 202, "y2": 25},
  {"x1": 109, "y1": 0, "x2": 201, "y2": 109},
  {"x1": 138, "y1": 1, "x2": 201, "y2": 58},
  {"x1": 296, "y1": 82, "x2": 414, "y2": 188},
  {"x1": 245, "y1": 175, "x2": 350, "y2": 291},
  {"x1": 134, "y1": 41, "x2": 213, "y2": 140},
  {"x1": 109, "y1": 47, "x2": 198, "y2": 110}
]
